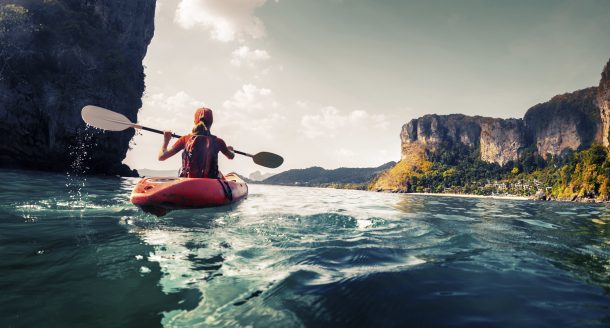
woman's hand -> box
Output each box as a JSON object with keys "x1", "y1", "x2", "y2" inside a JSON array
[
  {"x1": 158, "y1": 131, "x2": 178, "y2": 161},
  {"x1": 225, "y1": 146, "x2": 235, "y2": 159},
  {"x1": 163, "y1": 130, "x2": 173, "y2": 145}
]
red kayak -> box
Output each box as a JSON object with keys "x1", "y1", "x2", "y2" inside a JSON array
[{"x1": 130, "y1": 173, "x2": 248, "y2": 216}]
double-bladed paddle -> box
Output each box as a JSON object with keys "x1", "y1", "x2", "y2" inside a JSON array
[{"x1": 81, "y1": 105, "x2": 284, "y2": 169}]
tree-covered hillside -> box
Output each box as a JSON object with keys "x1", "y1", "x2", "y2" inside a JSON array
[
  {"x1": 371, "y1": 143, "x2": 610, "y2": 201},
  {"x1": 263, "y1": 162, "x2": 396, "y2": 189}
]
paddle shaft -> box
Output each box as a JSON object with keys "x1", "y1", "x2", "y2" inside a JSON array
[
  {"x1": 140, "y1": 126, "x2": 181, "y2": 139},
  {"x1": 138, "y1": 125, "x2": 253, "y2": 156},
  {"x1": 233, "y1": 150, "x2": 254, "y2": 158}
]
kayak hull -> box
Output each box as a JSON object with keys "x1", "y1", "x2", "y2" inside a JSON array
[{"x1": 130, "y1": 173, "x2": 248, "y2": 215}]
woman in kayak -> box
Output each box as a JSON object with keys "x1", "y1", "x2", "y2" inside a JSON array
[{"x1": 158, "y1": 107, "x2": 235, "y2": 178}]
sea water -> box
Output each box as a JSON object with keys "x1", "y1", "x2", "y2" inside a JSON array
[{"x1": 1, "y1": 168, "x2": 609, "y2": 327}]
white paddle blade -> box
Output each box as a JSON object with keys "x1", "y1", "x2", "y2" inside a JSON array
[{"x1": 81, "y1": 105, "x2": 135, "y2": 131}]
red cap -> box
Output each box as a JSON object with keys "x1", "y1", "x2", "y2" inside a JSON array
[{"x1": 194, "y1": 107, "x2": 213, "y2": 126}]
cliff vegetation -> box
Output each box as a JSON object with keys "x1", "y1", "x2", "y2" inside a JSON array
[{"x1": 371, "y1": 143, "x2": 610, "y2": 201}]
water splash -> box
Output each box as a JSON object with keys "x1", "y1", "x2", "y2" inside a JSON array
[{"x1": 65, "y1": 127, "x2": 95, "y2": 209}]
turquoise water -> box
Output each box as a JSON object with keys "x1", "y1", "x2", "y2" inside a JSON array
[{"x1": 1, "y1": 168, "x2": 610, "y2": 327}]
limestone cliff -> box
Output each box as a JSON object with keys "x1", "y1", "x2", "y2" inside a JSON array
[
  {"x1": 524, "y1": 87, "x2": 600, "y2": 158},
  {"x1": 0, "y1": 0, "x2": 156, "y2": 176},
  {"x1": 401, "y1": 115, "x2": 526, "y2": 165},
  {"x1": 399, "y1": 86, "x2": 602, "y2": 166},
  {"x1": 401, "y1": 114, "x2": 481, "y2": 155},
  {"x1": 479, "y1": 118, "x2": 525, "y2": 165},
  {"x1": 599, "y1": 59, "x2": 610, "y2": 146}
]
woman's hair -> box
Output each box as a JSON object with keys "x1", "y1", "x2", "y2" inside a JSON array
[
  {"x1": 192, "y1": 120, "x2": 210, "y2": 135},
  {"x1": 192, "y1": 107, "x2": 213, "y2": 135}
]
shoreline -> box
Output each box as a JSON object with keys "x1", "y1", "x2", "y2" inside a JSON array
[
  {"x1": 258, "y1": 183, "x2": 532, "y2": 201},
  {"x1": 233, "y1": 182, "x2": 610, "y2": 204},
  {"x1": 408, "y1": 192, "x2": 530, "y2": 201},
  {"x1": 376, "y1": 189, "x2": 608, "y2": 204}
]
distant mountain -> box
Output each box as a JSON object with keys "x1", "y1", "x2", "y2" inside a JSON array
[
  {"x1": 262, "y1": 162, "x2": 396, "y2": 186},
  {"x1": 248, "y1": 170, "x2": 276, "y2": 181}
]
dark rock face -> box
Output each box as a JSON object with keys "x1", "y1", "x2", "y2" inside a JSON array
[
  {"x1": 0, "y1": 1, "x2": 156, "y2": 176},
  {"x1": 524, "y1": 87, "x2": 600, "y2": 158},
  {"x1": 599, "y1": 59, "x2": 610, "y2": 146},
  {"x1": 400, "y1": 59, "x2": 610, "y2": 165}
]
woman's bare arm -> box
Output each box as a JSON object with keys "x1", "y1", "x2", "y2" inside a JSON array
[
  {"x1": 218, "y1": 138, "x2": 235, "y2": 159},
  {"x1": 158, "y1": 131, "x2": 180, "y2": 161}
]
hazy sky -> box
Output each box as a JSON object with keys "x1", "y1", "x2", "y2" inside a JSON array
[{"x1": 123, "y1": 0, "x2": 610, "y2": 176}]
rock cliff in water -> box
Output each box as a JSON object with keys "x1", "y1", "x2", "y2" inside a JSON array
[
  {"x1": 0, "y1": 0, "x2": 156, "y2": 176},
  {"x1": 599, "y1": 59, "x2": 610, "y2": 146}
]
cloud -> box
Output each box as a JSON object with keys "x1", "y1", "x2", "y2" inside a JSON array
[
  {"x1": 155, "y1": 1, "x2": 164, "y2": 20},
  {"x1": 222, "y1": 84, "x2": 277, "y2": 111},
  {"x1": 230, "y1": 46, "x2": 271, "y2": 67},
  {"x1": 144, "y1": 91, "x2": 203, "y2": 115},
  {"x1": 137, "y1": 86, "x2": 284, "y2": 140},
  {"x1": 337, "y1": 148, "x2": 355, "y2": 158},
  {"x1": 218, "y1": 84, "x2": 284, "y2": 138},
  {"x1": 174, "y1": 0, "x2": 269, "y2": 42},
  {"x1": 140, "y1": 91, "x2": 204, "y2": 128},
  {"x1": 301, "y1": 106, "x2": 343, "y2": 138},
  {"x1": 295, "y1": 100, "x2": 309, "y2": 109},
  {"x1": 301, "y1": 106, "x2": 388, "y2": 138}
]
